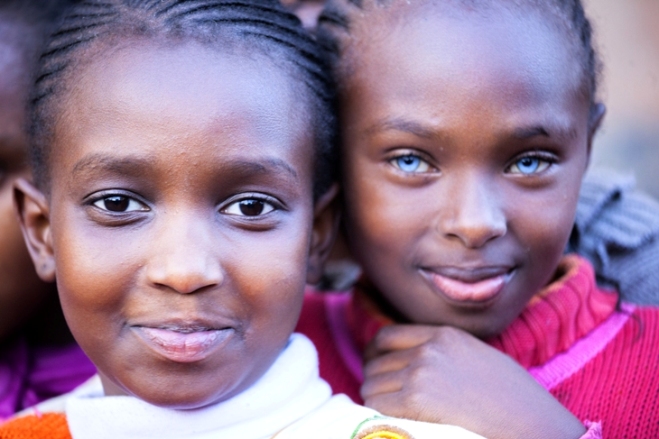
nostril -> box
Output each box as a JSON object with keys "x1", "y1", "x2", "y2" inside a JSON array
[
  {"x1": 441, "y1": 210, "x2": 507, "y2": 248},
  {"x1": 445, "y1": 226, "x2": 503, "y2": 249},
  {"x1": 146, "y1": 260, "x2": 223, "y2": 295}
]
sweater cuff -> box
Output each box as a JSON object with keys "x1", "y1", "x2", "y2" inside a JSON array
[{"x1": 580, "y1": 420, "x2": 602, "y2": 439}]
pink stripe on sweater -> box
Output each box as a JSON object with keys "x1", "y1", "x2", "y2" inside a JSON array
[
  {"x1": 529, "y1": 303, "x2": 635, "y2": 390},
  {"x1": 325, "y1": 294, "x2": 364, "y2": 382}
]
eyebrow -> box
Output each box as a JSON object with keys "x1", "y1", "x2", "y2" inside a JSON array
[
  {"x1": 367, "y1": 118, "x2": 578, "y2": 143},
  {"x1": 365, "y1": 117, "x2": 437, "y2": 139},
  {"x1": 72, "y1": 154, "x2": 152, "y2": 178},
  {"x1": 71, "y1": 153, "x2": 299, "y2": 181},
  {"x1": 229, "y1": 157, "x2": 299, "y2": 181},
  {"x1": 512, "y1": 125, "x2": 577, "y2": 140}
]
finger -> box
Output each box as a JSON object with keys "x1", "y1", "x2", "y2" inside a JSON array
[
  {"x1": 368, "y1": 324, "x2": 438, "y2": 357},
  {"x1": 360, "y1": 369, "x2": 404, "y2": 400},
  {"x1": 363, "y1": 348, "x2": 414, "y2": 377},
  {"x1": 363, "y1": 392, "x2": 409, "y2": 420}
]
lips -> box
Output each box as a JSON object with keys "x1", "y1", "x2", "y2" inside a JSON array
[
  {"x1": 133, "y1": 324, "x2": 234, "y2": 363},
  {"x1": 421, "y1": 266, "x2": 513, "y2": 303}
]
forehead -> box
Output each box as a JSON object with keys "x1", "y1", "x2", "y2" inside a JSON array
[
  {"x1": 345, "y1": 3, "x2": 582, "y2": 105},
  {"x1": 71, "y1": 39, "x2": 305, "y2": 134},
  {"x1": 52, "y1": 39, "x2": 313, "y2": 176}
]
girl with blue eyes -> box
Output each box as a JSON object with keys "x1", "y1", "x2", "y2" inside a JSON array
[{"x1": 295, "y1": 0, "x2": 659, "y2": 438}]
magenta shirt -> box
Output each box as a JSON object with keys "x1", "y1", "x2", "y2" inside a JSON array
[{"x1": 0, "y1": 337, "x2": 96, "y2": 420}]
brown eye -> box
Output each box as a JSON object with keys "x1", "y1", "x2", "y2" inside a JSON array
[
  {"x1": 104, "y1": 196, "x2": 128, "y2": 212},
  {"x1": 93, "y1": 195, "x2": 148, "y2": 213},
  {"x1": 239, "y1": 199, "x2": 265, "y2": 216},
  {"x1": 223, "y1": 196, "x2": 276, "y2": 217}
]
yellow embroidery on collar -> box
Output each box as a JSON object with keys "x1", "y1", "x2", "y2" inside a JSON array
[{"x1": 355, "y1": 424, "x2": 413, "y2": 439}]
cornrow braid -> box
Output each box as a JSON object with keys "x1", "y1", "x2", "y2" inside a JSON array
[
  {"x1": 317, "y1": 0, "x2": 601, "y2": 119},
  {"x1": 30, "y1": 0, "x2": 337, "y2": 198}
]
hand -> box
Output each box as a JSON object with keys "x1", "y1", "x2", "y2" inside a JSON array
[{"x1": 362, "y1": 324, "x2": 586, "y2": 439}]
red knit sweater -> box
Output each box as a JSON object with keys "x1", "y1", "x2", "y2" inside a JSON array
[{"x1": 296, "y1": 255, "x2": 659, "y2": 438}]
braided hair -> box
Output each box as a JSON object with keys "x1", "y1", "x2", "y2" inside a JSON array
[
  {"x1": 318, "y1": 0, "x2": 601, "y2": 122},
  {"x1": 30, "y1": 0, "x2": 337, "y2": 198}
]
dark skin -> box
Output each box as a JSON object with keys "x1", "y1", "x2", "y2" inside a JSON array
[
  {"x1": 0, "y1": 18, "x2": 70, "y2": 345},
  {"x1": 337, "y1": 3, "x2": 605, "y2": 439},
  {"x1": 16, "y1": 39, "x2": 337, "y2": 409}
]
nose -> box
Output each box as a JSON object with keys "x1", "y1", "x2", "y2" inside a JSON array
[
  {"x1": 146, "y1": 210, "x2": 224, "y2": 294},
  {"x1": 438, "y1": 174, "x2": 506, "y2": 248}
]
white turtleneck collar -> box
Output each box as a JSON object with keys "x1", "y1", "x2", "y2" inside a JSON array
[{"x1": 65, "y1": 334, "x2": 332, "y2": 439}]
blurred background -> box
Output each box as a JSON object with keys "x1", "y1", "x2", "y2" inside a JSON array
[{"x1": 584, "y1": 0, "x2": 659, "y2": 199}]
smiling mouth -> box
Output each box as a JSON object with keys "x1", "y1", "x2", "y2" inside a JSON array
[
  {"x1": 133, "y1": 325, "x2": 234, "y2": 363},
  {"x1": 421, "y1": 267, "x2": 514, "y2": 303}
]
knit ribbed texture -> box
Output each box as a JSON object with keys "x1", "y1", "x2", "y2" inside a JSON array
[
  {"x1": 571, "y1": 170, "x2": 659, "y2": 305},
  {"x1": 0, "y1": 413, "x2": 71, "y2": 439},
  {"x1": 551, "y1": 305, "x2": 659, "y2": 438},
  {"x1": 488, "y1": 256, "x2": 619, "y2": 369}
]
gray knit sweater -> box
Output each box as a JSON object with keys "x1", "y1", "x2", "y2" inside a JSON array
[{"x1": 570, "y1": 170, "x2": 659, "y2": 305}]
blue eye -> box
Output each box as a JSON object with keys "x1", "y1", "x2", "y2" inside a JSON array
[
  {"x1": 392, "y1": 154, "x2": 431, "y2": 173},
  {"x1": 517, "y1": 157, "x2": 540, "y2": 174},
  {"x1": 397, "y1": 155, "x2": 420, "y2": 172},
  {"x1": 508, "y1": 156, "x2": 552, "y2": 175}
]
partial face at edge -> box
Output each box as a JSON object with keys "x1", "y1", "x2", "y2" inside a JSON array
[
  {"x1": 0, "y1": 20, "x2": 54, "y2": 340},
  {"x1": 24, "y1": 40, "x2": 326, "y2": 408},
  {"x1": 339, "y1": 5, "x2": 594, "y2": 337}
]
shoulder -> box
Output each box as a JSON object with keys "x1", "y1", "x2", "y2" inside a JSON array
[
  {"x1": 572, "y1": 170, "x2": 659, "y2": 305},
  {"x1": 0, "y1": 413, "x2": 71, "y2": 439}
]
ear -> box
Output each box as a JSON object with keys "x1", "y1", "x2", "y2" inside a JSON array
[
  {"x1": 585, "y1": 103, "x2": 606, "y2": 167},
  {"x1": 306, "y1": 183, "x2": 340, "y2": 285},
  {"x1": 14, "y1": 178, "x2": 56, "y2": 282}
]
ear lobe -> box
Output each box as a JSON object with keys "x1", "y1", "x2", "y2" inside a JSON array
[
  {"x1": 14, "y1": 178, "x2": 56, "y2": 282},
  {"x1": 306, "y1": 183, "x2": 340, "y2": 285},
  {"x1": 586, "y1": 103, "x2": 606, "y2": 163}
]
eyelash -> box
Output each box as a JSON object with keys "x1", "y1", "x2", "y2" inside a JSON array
[
  {"x1": 89, "y1": 191, "x2": 150, "y2": 214},
  {"x1": 387, "y1": 149, "x2": 557, "y2": 178},
  {"x1": 88, "y1": 191, "x2": 282, "y2": 220}
]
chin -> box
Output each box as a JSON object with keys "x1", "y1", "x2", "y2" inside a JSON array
[
  {"x1": 449, "y1": 315, "x2": 511, "y2": 340},
  {"x1": 133, "y1": 385, "x2": 232, "y2": 410}
]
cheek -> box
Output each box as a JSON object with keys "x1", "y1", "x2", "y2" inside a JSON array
[
  {"x1": 509, "y1": 178, "x2": 581, "y2": 270},
  {"x1": 230, "y1": 214, "x2": 312, "y2": 333},
  {"x1": 51, "y1": 209, "x2": 137, "y2": 320},
  {"x1": 343, "y1": 164, "x2": 426, "y2": 263}
]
